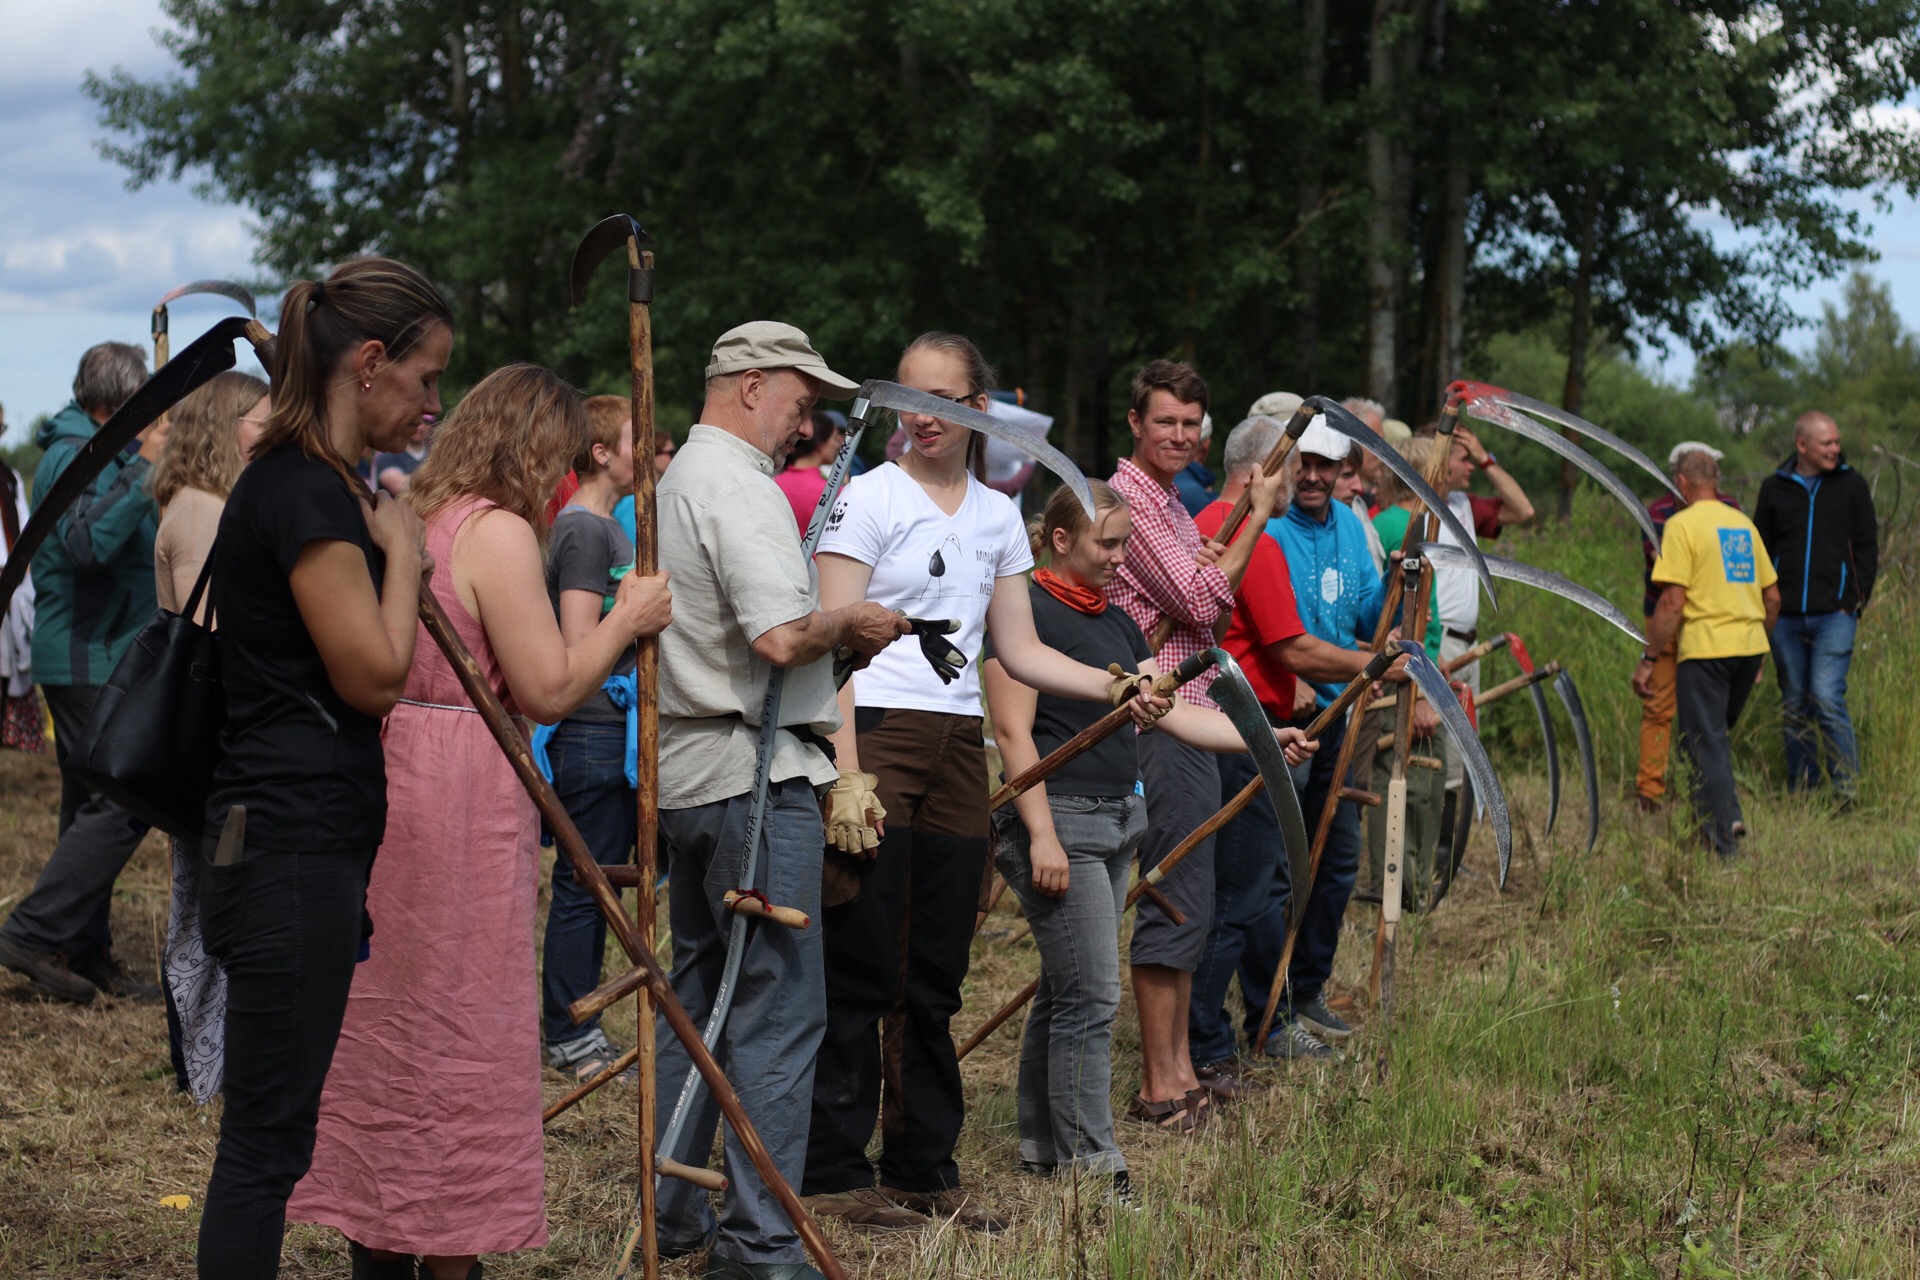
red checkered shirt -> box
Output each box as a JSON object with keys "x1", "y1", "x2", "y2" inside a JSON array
[{"x1": 1107, "y1": 458, "x2": 1235, "y2": 710}]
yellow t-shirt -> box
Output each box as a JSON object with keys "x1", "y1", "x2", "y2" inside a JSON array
[{"x1": 1650, "y1": 501, "x2": 1778, "y2": 661}]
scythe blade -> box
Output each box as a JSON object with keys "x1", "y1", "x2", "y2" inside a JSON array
[
  {"x1": 1504, "y1": 633, "x2": 1562, "y2": 837},
  {"x1": 1415, "y1": 543, "x2": 1644, "y2": 646},
  {"x1": 1459, "y1": 394, "x2": 1663, "y2": 544},
  {"x1": 569, "y1": 214, "x2": 656, "y2": 307},
  {"x1": 1448, "y1": 380, "x2": 1680, "y2": 500},
  {"x1": 1553, "y1": 668, "x2": 1602, "y2": 855},
  {"x1": 1204, "y1": 650, "x2": 1312, "y2": 931},
  {"x1": 860, "y1": 380, "x2": 1096, "y2": 520}
]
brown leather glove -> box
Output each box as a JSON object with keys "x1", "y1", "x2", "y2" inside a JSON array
[
  {"x1": 1106, "y1": 663, "x2": 1147, "y2": 708},
  {"x1": 825, "y1": 770, "x2": 886, "y2": 856}
]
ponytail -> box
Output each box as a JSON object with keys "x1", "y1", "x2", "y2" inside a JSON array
[{"x1": 258, "y1": 257, "x2": 453, "y2": 490}]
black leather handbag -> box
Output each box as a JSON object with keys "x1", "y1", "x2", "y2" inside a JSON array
[{"x1": 68, "y1": 549, "x2": 224, "y2": 838}]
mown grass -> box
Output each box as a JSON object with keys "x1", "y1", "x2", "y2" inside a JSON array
[{"x1": 3, "y1": 493, "x2": 1918, "y2": 1277}]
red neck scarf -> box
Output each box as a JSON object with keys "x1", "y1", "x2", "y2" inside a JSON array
[{"x1": 1034, "y1": 566, "x2": 1107, "y2": 615}]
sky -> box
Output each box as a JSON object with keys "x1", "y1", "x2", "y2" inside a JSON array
[{"x1": 2, "y1": 1, "x2": 1918, "y2": 444}]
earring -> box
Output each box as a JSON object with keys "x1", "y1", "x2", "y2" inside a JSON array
[{"x1": 362, "y1": 380, "x2": 372, "y2": 391}]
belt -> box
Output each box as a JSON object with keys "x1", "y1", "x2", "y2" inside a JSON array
[{"x1": 1445, "y1": 627, "x2": 1478, "y2": 644}]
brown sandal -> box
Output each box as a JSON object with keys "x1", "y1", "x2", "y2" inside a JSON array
[
  {"x1": 1126, "y1": 1091, "x2": 1198, "y2": 1133},
  {"x1": 1183, "y1": 1088, "x2": 1216, "y2": 1128}
]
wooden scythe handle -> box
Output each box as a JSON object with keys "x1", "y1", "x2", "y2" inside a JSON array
[{"x1": 415, "y1": 592, "x2": 844, "y2": 1280}]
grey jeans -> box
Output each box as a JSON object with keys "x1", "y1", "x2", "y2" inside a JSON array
[
  {"x1": 653, "y1": 778, "x2": 826, "y2": 1265},
  {"x1": 1675, "y1": 653, "x2": 1763, "y2": 856},
  {"x1": 0, "y1": 683, "x2": 148, "y2": 961},
  {"x1": 994, "y1": 791, "x2": 1146, "y2": 1175}
]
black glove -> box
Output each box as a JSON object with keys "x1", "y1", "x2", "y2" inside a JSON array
[{"x1": 903, "y1": 616, "x2": 966, "y2": 684}]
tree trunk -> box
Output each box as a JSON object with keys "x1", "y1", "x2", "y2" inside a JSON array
[
  {"x1": 1362, "y1": 0, "x2": 1402, "y2": 405},
  {"x1": 1291, "y1": 0, "x2": 1327, "y2": 391},
  {"x1": 1558, "y1": 185, "x2": 1601, "y2": 520},
  {"x1": 1433, "y1": 155, "x2": 1468, "y2": 417}
]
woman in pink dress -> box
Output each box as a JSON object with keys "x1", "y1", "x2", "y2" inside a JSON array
[{"x1": 288, "y1": 365, "x2": 673, "y2": 1280}]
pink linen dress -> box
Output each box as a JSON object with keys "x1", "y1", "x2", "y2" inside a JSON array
[{"x1": 289, "y1": 497, "x2": 547, "y2": 1255}]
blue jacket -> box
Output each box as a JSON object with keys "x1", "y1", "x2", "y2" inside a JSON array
[
  {"x1": 1267, "y1": 500, "x2": 1384, "y2": 705},
  {"x1": 29, "y1": 402, "x2": 160, "y2": 686}
]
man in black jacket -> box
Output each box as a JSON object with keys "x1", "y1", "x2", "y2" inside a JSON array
[{"x1": 1752, "y1": 411, "x2": 1878, "y2": 804}]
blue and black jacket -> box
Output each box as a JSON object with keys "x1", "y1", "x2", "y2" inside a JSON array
[{"x1": 1752, "y1": 454, "x2": 1878, "y2": 617}]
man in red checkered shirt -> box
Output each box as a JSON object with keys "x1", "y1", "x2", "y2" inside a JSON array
[{"x1": 1107, "y1": 359, "x2": 1284, "y2": 1126}]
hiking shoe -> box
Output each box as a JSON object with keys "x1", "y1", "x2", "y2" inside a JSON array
[
  {"x1": 1194, "y1": 1058, "x2": 1268, "y2": 1102},
  {"x1": 800, "y1": 1187, "x2": 928, "y2": 1231},
  {"x1": 1263, "y1": 1020, "x2": 1334, "y2": 1061},
  {"x1": 1292, "y1": 993, "x2": 1353, "y2": 1042},
  {"x1": 71, "y1": 949, "x2": 162, "y2": 1003},
  {"x1": 880, "y1": 1185, "x2": 1009, "y2": 1234},
  {"x1": 0, "y1": 935, "x2": 97, "y2": 1004},
  {"x1": 545, "y1": 1027, "x2": 634, "y2": 1083},
  {"x1": 704, "y1": 1258, "x2": 824, "y2": 1280}
]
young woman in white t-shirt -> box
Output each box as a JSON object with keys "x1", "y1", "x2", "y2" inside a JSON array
[{"x1": 803, "y1": 332, "x2": 1166, "y2": 1230}]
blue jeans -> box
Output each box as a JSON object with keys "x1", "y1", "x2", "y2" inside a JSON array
[
  {"x1": 1771, "y1": 611, "x2": 1859, "y2": 797},
  {"x1": 1189, "y1": 751, "x2": 1284, "y2": 1067},
  {"x1": 993, "y1": 792, "x2": 1145, "y2": 1175},
  {"x1": 540, "y1": 720, "x2": 637, "y2": 1046},
  {"x1": 653, "y1": 779, "x2": 825, "y2": 1266},
  {"x1": 1239, "y1": 714, "x2": 1358, "y2": 1038}
]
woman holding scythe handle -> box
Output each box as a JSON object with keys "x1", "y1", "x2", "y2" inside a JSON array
[{"x1": 802, "y1": 332, "x2": 1171, "y2": 1233}]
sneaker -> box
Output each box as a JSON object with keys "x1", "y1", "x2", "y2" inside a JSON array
[
  {"x1": 1109, "y1": 1170, "x2": 1139, "y2": 1209},
  {"x1": 545, "y1": 1027, "x2": 634, "y2": 1083},
  {"x1": 70, "y1": 949, "x2": 162, "y2": 1003},
  {"x1": 0, "y1": 935, "x2": 97, "y2": 1004},
  {"x1": 879, "y1": 1185, "x2": 1009, "y2": 1234},
  {"x1": 1016, "y1": 1159, "x2": 1056, "y2": 1178},
  {"x1": 1292, "y1": 993, "x2": 1353, "y2": 1042},
  {"x1": 1263, "y1": 1020, "x2": 1334, "y2": 1061},
  {"x1": 799, "y1": 1187, "x2": 929, "y2": 1231},
  {"x1": 1194, "y1": 1058, "x2": 1268, "y2": 1102}
]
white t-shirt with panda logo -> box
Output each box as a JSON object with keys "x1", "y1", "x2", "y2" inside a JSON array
[{"x1": 817, "y1": 461, "x2": 1034, "y2": 716}]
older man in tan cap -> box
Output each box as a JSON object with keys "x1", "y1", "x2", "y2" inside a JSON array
[{"x1": 651, "y1": 321, "x2": 910, "y2": 1279}]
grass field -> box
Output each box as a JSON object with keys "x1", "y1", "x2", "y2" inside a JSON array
[{"x1": 4, "y1": 493, "x2": 1917, "y2": 1277}]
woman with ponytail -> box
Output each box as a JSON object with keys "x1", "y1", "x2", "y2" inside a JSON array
[
  {"x1": 985, "y1": 483, "x2": 1314, "y2": 1180},
  {"x1": 195, "y1": 258, "x2": 448, "y2": 1280},
  {"x1": 802, "y1": 333, "x2": 1170, "y2": 1233},
  {"x1": 285, "y1": 364, "x2": 670, "y2": 1279}
]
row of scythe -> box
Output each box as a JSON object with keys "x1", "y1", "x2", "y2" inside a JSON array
[{"x1": 3, "y1": 237, "x2": 1672, "y2": 1276}]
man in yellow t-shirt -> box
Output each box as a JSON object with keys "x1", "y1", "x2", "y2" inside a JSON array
[{"x1": 1635, "y1": 450, "x2": 1780, "y2": 857}]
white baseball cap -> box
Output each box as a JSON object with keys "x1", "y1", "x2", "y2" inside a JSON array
[
  {"x1": 1296, "y1": 420, "x2": 1352, "y2": 462},
  {"x1": 1667, "y1": 440, "x2": 1725, "y2": 467},
  {"x1": 1249, "y1": 391, "x2": 1304, "y2": 420}
]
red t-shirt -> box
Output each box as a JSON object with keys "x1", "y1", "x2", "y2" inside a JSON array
[
  {"x1": 1468, "y1": 492, "x2": 1503, "y2": 538},
  {"x1": 1194, "y1": 501, "x2": 1307, "y2": 718}
]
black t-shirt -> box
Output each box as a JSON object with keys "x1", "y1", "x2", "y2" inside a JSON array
[
  {"x1": 206, "y1": 447, "x2": 389, "y2": 852},
  {"x1": 545, "y1": 505, "x2": 636, "y2": 724},
  {"x1": 986, "y1": 582, "x2": 1152, "y2": 798}
]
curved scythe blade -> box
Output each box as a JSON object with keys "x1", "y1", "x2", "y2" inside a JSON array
[
  {"x1": 1552, "y1": 668, "x2": 1601, "y2": 854},
  {"x1": 1204, "y1": 650, "x2": 1312, "y2": 930},
  {"x1": 1395, "y1": 640, "x2": 1512, "y2": 887},
  {"x1": 1504, "y1": 632, "x2": 1561, "y2": 836},
  {"x1": 568, "y1": 214, "x2": 655, "y2": 307},
  {"x1": 861, "y1": 379, "x2": 1096, "y2": 519},
  {"x1": 1308, "y1": 396, "x2": 1499, "y2": 609},
  {"x1": 1449, "y1": 380, "x2": 1680, "y2": 500},
  {"x1": 0, "y1": 315, "x2": 254, "y2": 617},
  {"x1": 1460, "y1": 395, "x2": 1663, "y2": 544},
  {"x1": 154, "y1": 279, "x2": 257, "y2": 316},
  {"x1": 1415, "y1": 543, "x2": 1645, "y2": 645}
]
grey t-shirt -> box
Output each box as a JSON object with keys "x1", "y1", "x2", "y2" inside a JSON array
[
  {"x1": 656, "y1": 424, "x2": 840, "y2": 809},
  {"x1": 546, "y1": 505, "x2": 635, "y2": 724}
]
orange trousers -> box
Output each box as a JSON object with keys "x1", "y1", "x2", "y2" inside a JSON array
[{"x1": 1634, "y1": 638, "x2": 1678, "y2": 800}]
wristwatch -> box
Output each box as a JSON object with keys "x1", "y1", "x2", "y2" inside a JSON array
[{"x1": 1477, "y1": 452, "x2": 1498, "y2": 470}]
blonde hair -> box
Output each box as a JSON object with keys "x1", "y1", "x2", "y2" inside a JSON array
[
  {"x1": 1040, "y1": 478, "x2": 1128, "y2": 562},
  {"x1": 1380, "y1": 436, "x2": 1440, "y2": 506},
  {"x1": 151, "y1": 371, "x2": 268, "y2": 506},
  {"x1": 408, "y1": 364, "x2": 587, "y2": 543},
  {"x1": 578, "y1": 395, "x2": 628, "y2": 476},
  {"x1": 260, "y1": 257, "x2": 453, "y2": 489}
]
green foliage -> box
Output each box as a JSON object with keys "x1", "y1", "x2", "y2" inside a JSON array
[{"x1": 83, "y1": 1, "x2": 1920, "y2": 469}]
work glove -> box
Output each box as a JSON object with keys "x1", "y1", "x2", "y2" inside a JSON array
[
  {"x1": 1106, "y1": 663, "x2": 1152, "y2": 708},
  {"x1": 825, "y1": 769, "x2": 886, "y2": 856},
  {"x1": 903, "y1": 616, "x2": 966, "y2": 684}
]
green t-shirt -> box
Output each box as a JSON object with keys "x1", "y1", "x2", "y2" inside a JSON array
[{"x1": 1371, "y1": 506, "x2": 1444, "y2": 660}]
